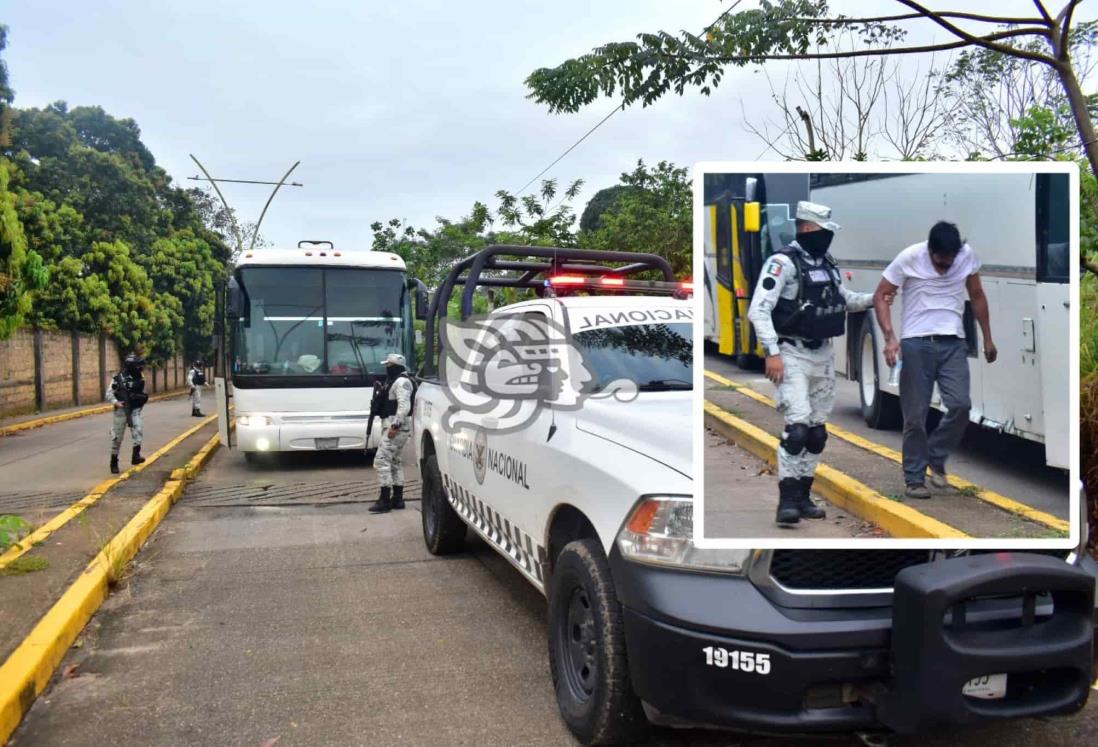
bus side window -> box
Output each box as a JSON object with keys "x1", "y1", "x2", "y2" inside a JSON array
[{"x1": 1036, "y1": 173, "x2": 1070, "y2": 284}]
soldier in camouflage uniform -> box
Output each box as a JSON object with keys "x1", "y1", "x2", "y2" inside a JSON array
[
  {"x1": 106, "y1": 353, "x2": 150, "y2": 474},
  {"x1": 369, "y1": 352, "x2": 415, "y2": 514},
  {"x1": 747, "y1": 201, "x2": 884, "y2": 525}
]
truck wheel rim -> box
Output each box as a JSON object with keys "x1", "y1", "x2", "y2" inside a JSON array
[
  {"x1": 860, "y1": 332, "x2": 876, "y2": 408},
  {"x1": 424, "y1": 475, "x2": 437, "y2": 534},
  {"x1": 559, "y1": 585, "x2": 597, "y2": 702}
]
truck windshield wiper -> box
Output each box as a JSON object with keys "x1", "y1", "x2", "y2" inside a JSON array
[{"x1": 637, "y1": 378, "x2": 692, "y2": 391}]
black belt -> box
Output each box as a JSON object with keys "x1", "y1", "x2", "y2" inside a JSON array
[
  {"x1": 778, "y1": 337, "x2": 824, "y2": 350},
  {"x1": 912, "y1": 334, "x2": 961, "y2": 342}
]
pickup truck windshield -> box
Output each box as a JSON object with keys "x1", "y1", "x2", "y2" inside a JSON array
[{"x1": 571, "y1": 322, "x2": 693, "y2": 393}]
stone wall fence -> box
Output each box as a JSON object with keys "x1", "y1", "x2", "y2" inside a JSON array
[{"x1": 0, "y1": 327, "x2": 185, "y2": 418}]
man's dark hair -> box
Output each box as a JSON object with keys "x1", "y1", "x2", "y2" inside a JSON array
[{"x1": 927, "y1": 221, "x2": 963, "y2": 257}]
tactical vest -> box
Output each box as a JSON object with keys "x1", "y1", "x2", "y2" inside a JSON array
[
  {"x1": 378, "y1": 373, "x2": 416, "y2": 418},
  {"x1": 770, "y1": 247, "x2": 847, "y2": 340}
]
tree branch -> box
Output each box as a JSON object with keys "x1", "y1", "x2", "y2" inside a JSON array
[
  {"x1": 792, "y1": 12, "x2": 1047, "y2": 25},
  {"x1": 1058, "y1": 0, "x2": 1083, "y2": 60},
  {"x1": 1032, "y1": 1, "x2": 1054, "y2": 25},
  {"x1": 893, "y1": 0, "x2": 1057, "y2": 64},
  {"x1": 702, "y1": 29, "x2": 1048, "y2": 64}
]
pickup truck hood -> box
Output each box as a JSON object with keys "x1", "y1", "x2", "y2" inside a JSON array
[{"x1": 573, "y1": 393, "x2": 692, "y2": 480}]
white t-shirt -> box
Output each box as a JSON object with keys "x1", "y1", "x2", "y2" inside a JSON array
[{"x1": 882, "y1": 241, "x2": 980, "y2": 339}]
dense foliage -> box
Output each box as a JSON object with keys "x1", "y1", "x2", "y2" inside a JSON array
[{"x1": 0, "y1": 26, "x2": 231, "y2": 362}]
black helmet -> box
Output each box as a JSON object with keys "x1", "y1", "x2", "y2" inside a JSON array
[
  {"x1": 123, "y1": 353, "x2": 145, "y2": 372},
  {"x1": 193, "y1": 359, "x2": 204, "y2": 368}
]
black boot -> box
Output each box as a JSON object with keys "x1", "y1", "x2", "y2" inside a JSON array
[
  {"x1": 794, "y1": 476, "x2": 826, "y2": 519},
  {"x1": 775, "y1": 479, "x2": 800, "y2": 525},
  {"x1": 192, "y1": 407, "x2": 201, "y2": 417},
  {"x1": 131, "y1": 445, "x2": 145, "y2": 465},
  {"x1": 369, "y1": 486, "x2": 392, "y2": 514},
  {"x1": 110, "y1": 454, "x2": 120, "y2": 474},
  {"x1": 391, "y1": 485, "x2": 405, "y2": 510}
]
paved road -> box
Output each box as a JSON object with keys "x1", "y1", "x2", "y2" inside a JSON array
[
  {"x1": 0, "y1": 395, "x2": 197, "y2": 521},
  {"x1": 705, "y1": 355, "x2": 1069, "y2": 519},
  {"x1": 703, "y1": 430, "x2": 880, "y2": 538},
  {"x1": 12, "y1": 443, "x2": 1097, "y2": 746}
]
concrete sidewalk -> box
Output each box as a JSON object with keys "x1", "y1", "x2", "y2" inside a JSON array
[
  {"x1": 703, "y1": 430, "x2": 882, "y2": 539},
  {"x1": 705, "y1": 379, "x2": 1064, "y2": 540}
]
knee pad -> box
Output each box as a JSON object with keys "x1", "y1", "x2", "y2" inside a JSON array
[
  {"x1": 780, "y1": 423, "x2": 810, "y2": 455},
  {"x1": 805, "y1": 424, "x2": 828, "y2": 454}
]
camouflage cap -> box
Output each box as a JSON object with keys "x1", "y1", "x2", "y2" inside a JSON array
[{"x1": 795, "y1": 200, "x2": 841, "y2": 232}]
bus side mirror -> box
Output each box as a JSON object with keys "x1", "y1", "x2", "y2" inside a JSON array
[
  {"x1": 227, "y1": 276, "x2": 243, "y2": 319},
  {"x1": 745, "y1": 177, "x2": 758, "y2": 202},
  {"x1": 410, "y1": 278, "x2": 429, "y2": 320},
  {"x1": 744, "y1": 202, "x2": 761, "y2": 233}
]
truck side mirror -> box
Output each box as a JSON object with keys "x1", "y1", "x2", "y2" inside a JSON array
[
  {"x1": 410, "y1": 278, "x2": 429, "y2": 320},
  {"x1": 227, "y1": 276, "x2": 244, "y2": 319}
]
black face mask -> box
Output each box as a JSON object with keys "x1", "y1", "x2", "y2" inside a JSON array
[
  {"x1": 795, "y1": 230, "x2": 834, "y2": 258},
  {"x1": 385, "y1": 364, "x2": 405, "y2": 381}
]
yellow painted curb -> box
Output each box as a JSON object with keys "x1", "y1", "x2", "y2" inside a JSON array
[
  {"x1": 0, "y1": 389, "x2": 191, "y2": 439},
  {"x1": 0, "y1": 431, "x2": 220, "y2": 744},
  {"x1": 704, "y1": 400, "x2": 968, "y2": 539},
  {"x1": 704, "y1": 370, "x2": 1068, "y2": 534},
  {"x1": 0, "y1": 414, "x2": 217, "y2": 570}
]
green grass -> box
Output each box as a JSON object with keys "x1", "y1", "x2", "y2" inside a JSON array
[
  {"x1": 0, "y1": 515, "x2": 32, "y2": 551},
  {"x1": 1, "y1": 556, "x2": 49, "y2": 575},
  {"x1": 956, "y1": 485, "x2": 982, "y2": 498}
]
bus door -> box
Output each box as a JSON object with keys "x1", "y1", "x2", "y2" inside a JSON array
[{"x1": 1035, "y1": 173, "x2": 1070, "y2": 470}]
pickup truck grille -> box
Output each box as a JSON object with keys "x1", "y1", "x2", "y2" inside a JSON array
[
  {"x1": 770, "y1": 550, "x2": 931, "y2": 590},
  {"x1": 768, "y1": 549, "x2": 1072, "y2": 591}
]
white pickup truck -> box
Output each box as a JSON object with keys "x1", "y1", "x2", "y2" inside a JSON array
[{"x1": 412, "y1": 246, "x2": 1097, "y2": 745}]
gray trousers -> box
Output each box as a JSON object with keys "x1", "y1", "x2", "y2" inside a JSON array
[
  {"x1": 110, "y1": 406, "x2": 144, "y2": 455},
  {"x1": 774, "y1": 341, "x2": 836, "y2": 480},
  {"x1": 190, "y1": 386, "x2": 202, "y2": 409},
  {"x1": 899, "y1": 337, "x2": 971, "y2": 485},
  {"x1": 375, "y1": 425, "x2": 410, "y2": 487}
]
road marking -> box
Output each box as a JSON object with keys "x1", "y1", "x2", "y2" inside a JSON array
[
  {"x1": 0, "y1": 414, "x2": 217, "y2": 570},
  {"x1": 704, "y1": 370, "x2": 1069, "y2": 534},
  {"x1": 0, "y1": 389, "x2": 191, "y2": 438},
  {"x1": 0, "y1": 431, "x2": 221, "y2": 744},
  {"x1": 704, "y1": 400, "x2": 968, "y2": 539}
]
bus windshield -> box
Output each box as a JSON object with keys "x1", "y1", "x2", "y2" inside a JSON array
[{"x1": 233, "y1": 266, "x2": 409, "y2": 378}]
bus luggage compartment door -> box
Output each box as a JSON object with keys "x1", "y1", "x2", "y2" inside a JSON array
[{"x1": 876, "y1": 553, "x2": 1093, "y2": 734}]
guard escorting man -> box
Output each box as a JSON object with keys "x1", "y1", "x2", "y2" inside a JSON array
[
  {"x1": 369, "y1": 352, "x2": 415, "y2": 514},
  {"x1": 106, "y1": 353, "x2": 150, "y2": 474},
  {"x1": 188, "y1": 359, "x2": 206, "y2": 417},
  {"x1": 747, "y1": 201, "x2": 881, "y2": 525}
]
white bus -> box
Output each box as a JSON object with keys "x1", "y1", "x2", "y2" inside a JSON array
[
  {"x1": 817, "y1": 170, "x2": 1072, "y2": 470},
  {"x1": 223, "y1": 241, "x2": 426, "y2": 460}
]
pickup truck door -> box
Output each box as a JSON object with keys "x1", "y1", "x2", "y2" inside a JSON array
[{"x1": 445, "y1": 305, "x2": 556, "y2": 587}]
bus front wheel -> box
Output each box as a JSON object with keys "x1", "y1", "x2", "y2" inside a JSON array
[{"x1": 857, "y1": 317, "x2": 901, "y2": 430}]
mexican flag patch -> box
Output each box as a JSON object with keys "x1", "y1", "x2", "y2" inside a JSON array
[{"x1": 766, "y1": 261, "x2": 782, "y2": 277}]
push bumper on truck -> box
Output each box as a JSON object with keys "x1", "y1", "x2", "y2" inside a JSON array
[{"x1": 609, "y1": 550, "x2": 1098, "y2": 736}]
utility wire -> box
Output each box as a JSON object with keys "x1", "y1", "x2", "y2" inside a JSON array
[{"x1": 513, "y1": 0, "x2": 745, "y2": 198}]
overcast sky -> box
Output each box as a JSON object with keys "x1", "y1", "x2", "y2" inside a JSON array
[{"x1": 3, "y1": 1, "x2": 1090, "y2": 251}]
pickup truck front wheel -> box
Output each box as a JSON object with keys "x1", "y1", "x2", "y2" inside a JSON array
[
  {"x1": 420, "y1": 453, "x2": 466, "y2": 555},
  {"x1": 548, "y1": 539, "x2": 648, "y2": 745}
]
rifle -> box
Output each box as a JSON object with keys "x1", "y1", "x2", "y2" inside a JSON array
[
  {"x1": 112, "y1": 375, "x2": 135, "y2": 428},
  {"x1": 365, "y1": 379, "x2": 384, "y2": 452}
]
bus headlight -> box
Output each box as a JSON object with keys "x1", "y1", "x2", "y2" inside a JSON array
[
  {"x1": 616, "y1": 496, "x2": 750, "y2": 574},
  {"x1": 237, "y1": 415, "x2": 272, "y2": 427}
]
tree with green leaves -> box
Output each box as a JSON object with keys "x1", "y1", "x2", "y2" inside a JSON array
[
  {"x1": 494, "y1": 178, "x2": 584, "y2": 247},
  {"x1": 581, "y1": 160, "x2": 691, "y2": 276},
  {"x1": 525, "y1": 1, "x2": 1098, "y2": 178},
  {"x1": 0, "y1": 160, "x2": 47, "y2": 337}
]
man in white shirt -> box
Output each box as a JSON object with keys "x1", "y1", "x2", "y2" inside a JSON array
[{"x1": 873, "y1": 221, "x2": 997, "y2": 499}]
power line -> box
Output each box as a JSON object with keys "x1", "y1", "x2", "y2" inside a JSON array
[{"x1": 513, "y1": 0, "x2": 745, "y2": 198}]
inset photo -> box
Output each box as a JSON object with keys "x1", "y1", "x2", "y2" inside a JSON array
[{"x1": 693, "y1": 162, "x2": 1079, "y2": 548}]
